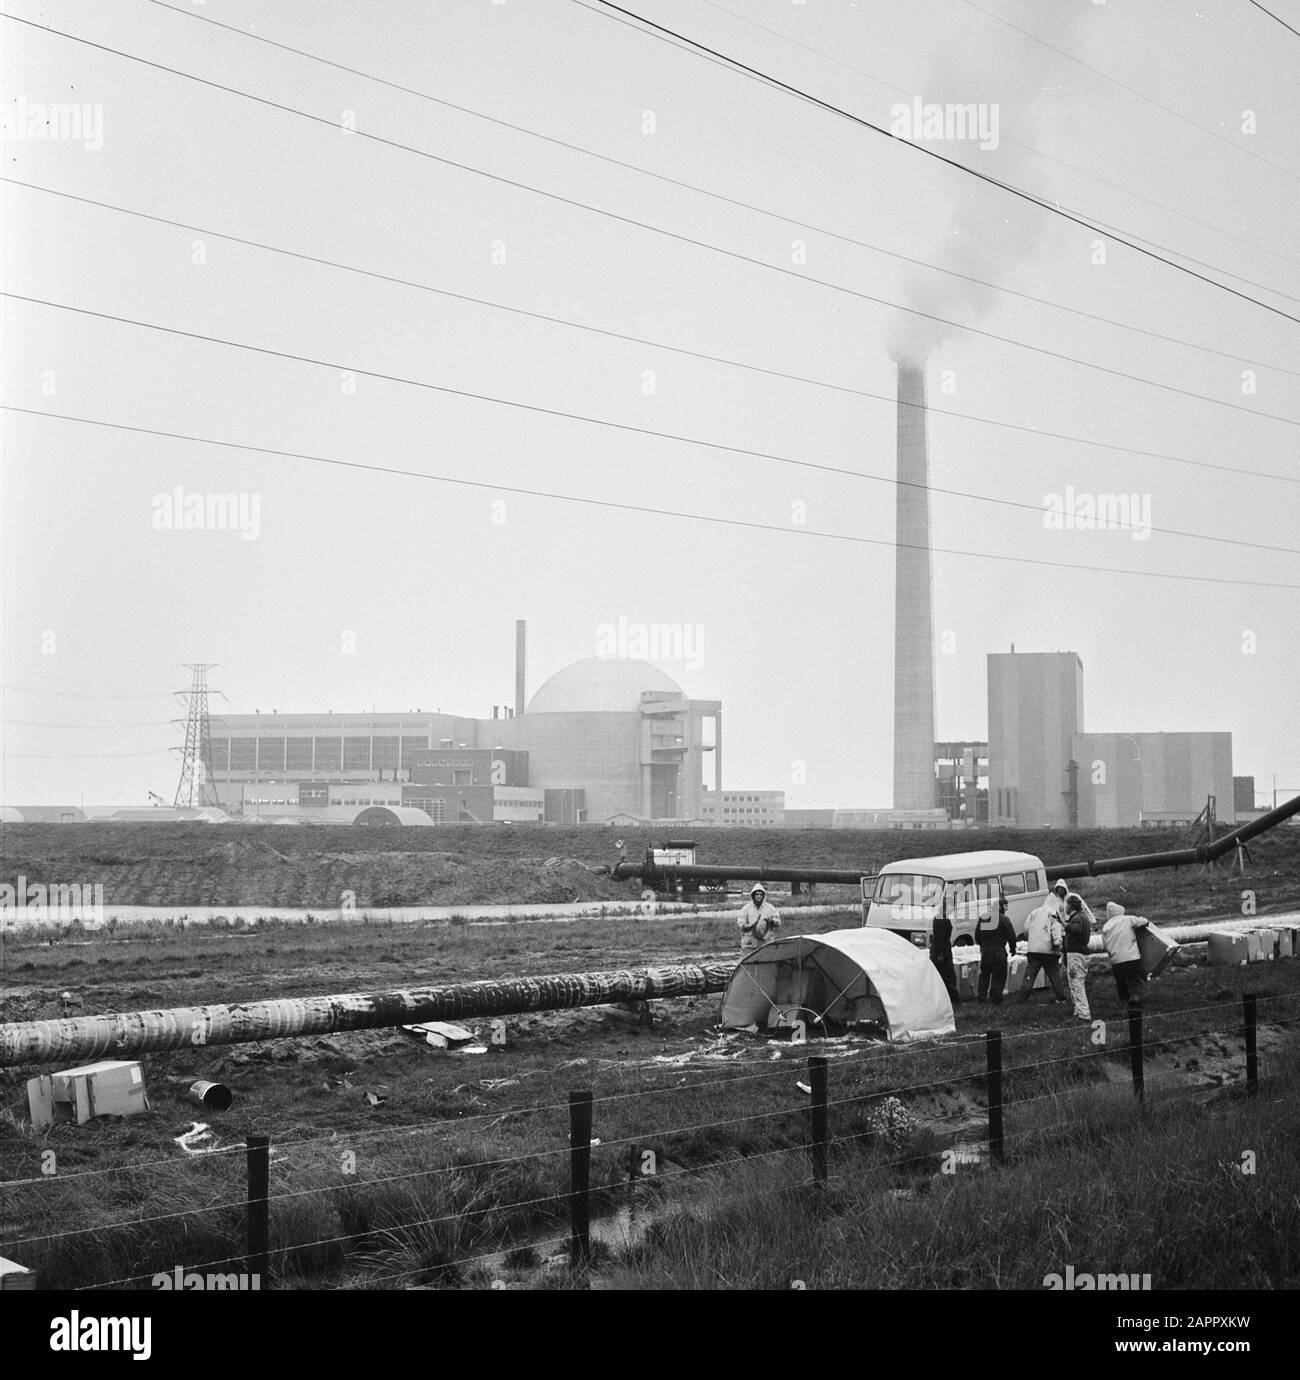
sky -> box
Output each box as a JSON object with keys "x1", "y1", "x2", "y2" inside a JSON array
[{"x1": 2, "y1": 0, "x2": 1298, "y2": 810}]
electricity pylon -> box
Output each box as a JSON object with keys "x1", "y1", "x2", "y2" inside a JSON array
[{"x1": 173, "y1": 663, "x2": 222, "y2": 808}]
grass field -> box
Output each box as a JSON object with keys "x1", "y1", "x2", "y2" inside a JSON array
[{"x1": 2, "y1": 821, "x2": 1298, "y2": 1289}]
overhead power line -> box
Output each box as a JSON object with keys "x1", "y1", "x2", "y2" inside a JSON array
[
  {"x1": 690, "y1": 0, "x2": 1300, "y2": 279},
  {"x1": 584, "y1": 1, "x2": 1300, "y2": 325},
  {"x1": 9, "y1": 405, "x2": 1300, "y2": 591},
  {"x1": 6, "y1": 14, "x2": 1300, "y2": 383},
  {"x1": 0, "y1": 680, "x2": 176, "y2": 699},
  {"x1": 587, "y1": 0, "x2": 1300, "y2": 309},
  {"x1": 958, "y1": 0, "x2": 1299, "y2": 181},
  {"x1": 7, "y1": 179, "x2": 1295, "y2": 486},
  {"x1": 9, "y1": 294, "x2": 1300, "y2": 548},
  {"x1": 139, "y1": 0, "x2": 1300, "y2": 362},
  {"x1": 1247, "y1": 0, "x2": 1300, "y2": 40}
]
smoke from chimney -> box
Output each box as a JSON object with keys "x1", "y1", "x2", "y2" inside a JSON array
[{"x1": 883, "y1": 2, "x2": 1084, "y2": 361}]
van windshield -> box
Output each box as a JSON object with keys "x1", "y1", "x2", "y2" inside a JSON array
[{"x1": 873, "y1": 874, "x2": 944, "y2": 910}]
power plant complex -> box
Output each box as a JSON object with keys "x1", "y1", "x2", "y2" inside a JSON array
[{"x1": 6, "y1": 366, "x2": 1248, "y2": 830}]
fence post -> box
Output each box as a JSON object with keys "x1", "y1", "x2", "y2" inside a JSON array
[
  {"x1": 245, "y1": 1133, "x2": 270, "y2": 1286},
  {"x1": 1244, "y1": 993, "x2": 1258, "y2": 1096},
  {"x1": 986, "y1": 1031, "x2": 1004, "y2": 1164},
  {"x1": 1128, "y1": 1003, "x2": 1144, "y2": 1102},
  {"x1": 809, "y1": 1056, "x2": 828, "y2": 1189},
  {"x1": 568, "y1": 1090, "x2": 593, "y2": 1271}
]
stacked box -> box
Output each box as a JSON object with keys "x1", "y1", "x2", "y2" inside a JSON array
[
  {"x1": 1003, "y1": 954, "x2": 1027, "y2": 996},
  {"x1": 1247, "y1": 929, "x2": 1280, "y2": 962},
  {"x1": 1135, "y1": 922, "x2": 1180, "y2": 979},
  {"x1": 1268, "y1": 923, "x2": 1300, "y2": 959},
  {"x1": 1206, "y1": 929, "x2": 1251, "y2": 966},
  {"x1": 951, "y1": 949, "x2": 981, "y2": 1000}
]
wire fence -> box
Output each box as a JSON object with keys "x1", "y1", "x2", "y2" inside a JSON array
[{"x1": 1, "y1": 984, "x2": 1296, "y2": 1290}]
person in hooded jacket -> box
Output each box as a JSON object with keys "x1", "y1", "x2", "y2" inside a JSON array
[
  {"x1": 1062, "y1": 893, "x2": 1094, "y2": 1020},
  {"x1": 1101, "y1": 901, "x2": 1150, "y2": 1007},
  {"x1": 737, "y1": 883, "x2": 781, "y2": 952},
  {"x1": 1017, "y1": 899, "x2": 1068, "y2": 1003},
  {"x1": 976, "y1": 893, "x2": 1019, "y2": 1004}
]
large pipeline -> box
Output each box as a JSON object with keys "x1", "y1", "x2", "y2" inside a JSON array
[
  {"x1": 613, "y1": 794, "x2": 1300, "y2": 890},
  {"x1": 1046, "y1": 792, "x2": 1300, "y2": 882},
  {"x1": 0, "y1": 961, "x2": 734, "y2": 1067}
]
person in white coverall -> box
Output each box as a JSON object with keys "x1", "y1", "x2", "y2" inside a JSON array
[
  {"x1": 1017, "y1": 901, "x2": 1068, "y2": 1003},
  {"x1": 1062, "y1": 893, "x2": 1094, "y2": 1020},
  {"x1": 1102, "y1": 902, "x2": 1150, "y2": 1007},
  {"x1": 737, "y1": 883, "x2": 781, "y2": 952}
]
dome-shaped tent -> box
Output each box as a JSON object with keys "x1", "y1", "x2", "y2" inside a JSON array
[
  {"x1": 721, "y1": 929, "x2": 955, "y2": 1043},
  {"x1": 352, "y1": 805, "x2": 435, "y2": 827}
]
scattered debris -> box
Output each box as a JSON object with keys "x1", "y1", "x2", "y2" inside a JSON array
[
  {"x1": 364, "y1": 1091, "x2": 388, "y2": 1107},
  {"x1": 401, "y1": 1021, "x2": 475, "y2": 1049},
  {"x1": 174, "y1": 1122, "x2": 217, "y2": 1154},
  {"x1": 188, "y1": 1080, "x2": 233, "y2": 1112}
]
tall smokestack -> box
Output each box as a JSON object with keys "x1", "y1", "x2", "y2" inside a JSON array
[
  {"x1": 515, "y1": 619, "x2": 527, "y2": 716},
  {"x1": 893, "y1": 361, "x2": 936, "y2": 811}
]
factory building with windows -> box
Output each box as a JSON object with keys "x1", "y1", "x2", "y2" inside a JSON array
[{"x1": 206, "y1": 656, "x2": 722, "y2": 825}]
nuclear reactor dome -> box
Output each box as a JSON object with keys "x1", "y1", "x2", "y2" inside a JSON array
[{"x1": 526, "y1": 657, "x2": 682, "y2": 714}]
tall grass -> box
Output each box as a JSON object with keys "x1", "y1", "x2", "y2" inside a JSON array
[{"x1": 593, "y1": 1066, "x2": 1300, "y2": 1290}]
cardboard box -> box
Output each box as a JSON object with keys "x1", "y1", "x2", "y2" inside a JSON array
[
  {"x1": 1266, "y1": 922, "x2": 1300, "y2": 959},
  {"x1": 1206, "y1": 929, "x2": 1251, "y2": 967},
  {"x1": 0, "y1": 1257, "x2": 36, "y2": 1291},
  {"x1": 27, "y1": 1060, "x2": 149, "y2": 1131},
  {"x1": 1003, "y1": 954, "x2": 1027, "y2": 996},
  {"x1": 1254, "y1": 928, "x2": 1281, "y2": 961},
  {"x1": 1135, "y1": 922, "x2": 1179, "y2": 979}
]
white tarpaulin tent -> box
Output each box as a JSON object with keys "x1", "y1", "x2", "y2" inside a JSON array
[{"x1": 721, "y1": 928, "x2": 956, "y2": 1043}]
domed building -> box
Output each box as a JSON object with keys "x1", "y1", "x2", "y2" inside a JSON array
[
  {"x1": 526, "y1": 657, "x2": 684, "y2": 714},
  {"x1": 498, "y1": 656, "x2": 721, "y2": 822},
  {"x1": 202, "y1": 644, "x2": 723, "y2": 825}
]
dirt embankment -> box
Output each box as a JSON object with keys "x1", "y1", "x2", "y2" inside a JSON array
[{"x1": 3, "y1": 822, "x2": 1298, "y2": 914}]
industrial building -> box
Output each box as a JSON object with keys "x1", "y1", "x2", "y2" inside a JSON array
[
  {"x1": 699, "y1": 788, "x2": 786, "y2": 828},
  {"x1": 204, "y1": 650, "x2": 722, "y2": 825},
  {"x1": 987, "y1": 649, "x2": 1234, "y2": 827}
]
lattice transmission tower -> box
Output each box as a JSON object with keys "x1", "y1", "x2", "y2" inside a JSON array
[{"x1": 173, "y1": 663, "x2": 222, "y2": 807}]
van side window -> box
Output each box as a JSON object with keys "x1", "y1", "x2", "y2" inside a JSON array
[{"x1": 1000, "y1": 872, "x2": 1026, "y2": 896}]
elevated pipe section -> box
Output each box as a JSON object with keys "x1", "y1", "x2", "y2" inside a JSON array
[
  {"x1": 1046, "y1": 792, "x2": 1300, "y2": 883},
  {"x1": 0, "y1": 961, "x2": 735, "y2": 1068},
  {"x1": 614, "y1": 794, "x2": 1300, "y2": 891}
]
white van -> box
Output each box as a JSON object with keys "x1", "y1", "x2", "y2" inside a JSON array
[{"x1": 861, "y1": 850, "x2": 1049, "y2": 947}]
